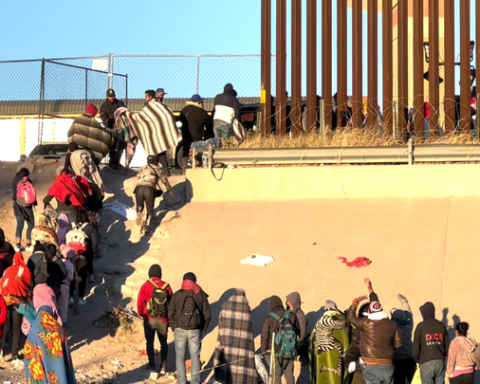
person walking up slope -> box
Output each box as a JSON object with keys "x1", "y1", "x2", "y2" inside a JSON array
[
  {"x1": 169, "y1": 272, "x2": 211, "y2": 384},
  {"x1": 412, "y1": 302, "x2": 450, "y2": 384},
  {"x1": 137, "y1": 264, "x2": 173, "y2": 374}
]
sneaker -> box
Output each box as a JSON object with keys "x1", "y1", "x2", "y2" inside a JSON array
[
  {"x1": 89, "y1": 275, "x2": 95, "y2": 284},
  {"x1": 69, "y1": 298, "x2": 74, "y2": 305},
  {"x1": 14, "y1": 245, "x2": 21, "y2": 253},
  {"x1": 25, "y1": 245, "x2": 33, "y2": 252},
  {"x1": 160, "y1": 368, "x2": 167, "y2": 376},
  {"x1": 78, "y1": 299, "x2": 87, "y2": 306},
  {"x1": 144, "y1": 365, "x2": 156, "y2": 372}
]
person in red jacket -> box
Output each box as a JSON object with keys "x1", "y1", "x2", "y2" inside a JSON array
[
  {"x1": 0, "y1": 295, "x2": 6, "y2": 338},
  {"x1": 137, "y1": 264, "x2": 173, "y2": 374}
]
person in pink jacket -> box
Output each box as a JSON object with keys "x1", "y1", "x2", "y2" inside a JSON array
[{"x1": 447, "y1": 322, "x2": 477, "y2": 384}]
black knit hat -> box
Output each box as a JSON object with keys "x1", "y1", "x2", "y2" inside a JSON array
[
  {"x1": 183, "y1": 272, "x2": 197, "y2": 282},
  {"x1": 148, "y1": 264, "x2": 162, "y2": 279},
  {"x1": 33, "y1": 241, "x2": 45, "y2": 253}
]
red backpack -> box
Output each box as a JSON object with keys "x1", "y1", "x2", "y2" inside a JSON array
[{"x1": 16, "y1": 177, "x2": 36, "y2": 206}]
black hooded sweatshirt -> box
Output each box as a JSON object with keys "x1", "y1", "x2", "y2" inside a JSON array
[
  {"x1": 412, "y1": 302, "x2": 450, "y2": 364},
  {"x1": 261, "y1": 295, "x2": 300, "y2": 354}
]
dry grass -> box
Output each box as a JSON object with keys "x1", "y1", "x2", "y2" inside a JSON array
[{"x1": 222, "y1": 128, "x2": 479, "y2": 149}]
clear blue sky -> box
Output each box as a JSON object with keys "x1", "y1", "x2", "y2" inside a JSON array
[{"x1": 0, "y1": 0, "x2": 477, "y2": 99}]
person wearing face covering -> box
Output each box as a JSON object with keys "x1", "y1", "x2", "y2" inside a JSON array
[
  {"x1": 12, "y1": 167, "x2": 37, "y2": 252},
  {"x1": 261, "y1": 295, "x2": 300, "y2": 384},
  {"x1": 137, "y1": 264, "x2": 173, "y2": 374}
]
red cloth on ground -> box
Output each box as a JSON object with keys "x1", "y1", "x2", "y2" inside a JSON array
[
  {"x1": 137, "y1": 277, "x2": 173, "y2": 323},
  {"x1": 0, "y1": 295, "x2": 6, "y2": 338},
  {"x1": 181, "y1": 279, "x2": 203, "y2": 295},
  {"x1": 0, "y1": 253, "x2": 32, "y2": 306},
  {"x1": 48, "y1": 174, "x2": 87, "y2": 207}
]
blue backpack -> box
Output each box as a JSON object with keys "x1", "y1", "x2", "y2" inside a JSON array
[{"x1": 268, "y1": 310, "x2": 297, "y2": 359}]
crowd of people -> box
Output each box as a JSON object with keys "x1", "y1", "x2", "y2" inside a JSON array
[{"x1": 1, "y1": 88, "x2": 478, "y2": 384}]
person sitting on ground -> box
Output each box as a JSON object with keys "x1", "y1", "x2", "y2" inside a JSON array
[
  {"x1": 214, "y1": 288, "x2": 255, "y2": 384},
  {"x1": 0, "y1": 228, "x2": 15, "y2": 275},
  {"x1": 179, "y1": 94, "x2": 214, "y2": 171},
  {"x1": 412, "y1": 302, "x2": 450, "y2": 384},
  {"x1": 0, "y1": 252, "x2": 32, "y2": 364},
  {"x1": 12, "y1": 167, "x2": 37, "y2": 252},
  {"x1": 345, "y1": 278, "x2": 380, "y2": 384},
  {"x1": 391, "y1": 294, "x2": 416, "y2": 384},
  {"x1": 15, "y1": 298, "x2": 77, "y2": 383},
  {"x1": 347, "y1": 295, "x2": 403, "y2": 384},
  {"x1": 446, "y1": 322, "x2": 477, "y2": 384},
  {"x1": 68, "y1": 103, "x2": 113, "y2": 165},
  {"x1": 261, "y1": 295, "x2": 300, "y2": 384},
  {"x1": 169, "y1": 272, "x2": 210, "y2": 384},
  {"x1": 134, "y1": 155, "x2": 173, "y2": 233},
  {"x1": 31, "y1": 213, "x2": 59, "y2": 249},
  {"x1": 137, "y1": 264, "x2": 174, "y2": 374}
]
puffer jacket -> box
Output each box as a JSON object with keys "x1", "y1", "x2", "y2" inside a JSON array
[
  {"x1": 68, "y1": 114, "x2": 113, "y2": 164},
  {"x1": 261, "y1": 296, "x2": 300, "y2": 354},
  {"x1": 348, "y1": 303, "x2": 403, "y2": 363}
]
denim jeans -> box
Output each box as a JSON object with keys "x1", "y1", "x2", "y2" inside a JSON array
[
  {"x1": 361, "y1": 363, "x2": 394, "y2": 384},
  {"x1": 15, "y1": 205, "x2": 34, "y2": 241},
  {"x1": 213, "y1": 121, "x2": 233, "y2": 142},
  {"x1": 419, "y1": 359, "x2": 445, "y2": 384},
  {"x1": 174, "y1": 328, "x2": 202, "y2": 384}
]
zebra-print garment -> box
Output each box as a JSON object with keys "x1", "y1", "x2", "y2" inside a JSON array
[{"x1": 314, "y1": 311, "x2": 346, "y2": 352}]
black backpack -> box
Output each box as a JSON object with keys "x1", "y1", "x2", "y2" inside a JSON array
[
  {"x1": 146, "y1": 280, "x2": 169, "y2": 319},
  {"x1": 178, "y1": 293, "x2": 201, "y2": 329}
]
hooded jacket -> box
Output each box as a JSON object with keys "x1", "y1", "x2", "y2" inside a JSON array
[
  {"x1": 348, "y1": 301, "x2": 403, "y2": 363},
  {"x1": 137, "y1": 277, "x2": 174, "y2": 324},
  {"x1": 391, "y1": 299, "x2": 414, "y2": 360},
  {"x1": 168, "y1": 280, "x2": 211, "y2": 332},
  {"x1": 412, "y1": 302, "x2": 450, "y2": 364},
  {"x1": 286, "y1": 292, "x2": 307, "y2": 341},
  {"x1": 261, "y1": 296, "x2": 300, "y2": 354},
  {"x1": 180, "y1": 101, "x2": 214, "y2": 145},
  {"x1": 213, "y1": 84, "x2": 242, "y2": 125},
  {"x1": 0, "y1": 253, "x2": 32, "y2": 306},
  {"x1": 446, "y1": 336, "x2": 477, "y2": 376}
]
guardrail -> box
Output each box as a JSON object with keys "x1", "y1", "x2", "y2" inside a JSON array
[{"x1": 214, "y1": 144, "x2": 480, "y2": 165}]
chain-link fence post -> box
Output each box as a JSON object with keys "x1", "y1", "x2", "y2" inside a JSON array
[
  {"x1": 125, "y1": 74, "x2": 129, "y2": 105},
  {"x1": 196, "y1": 55, "x2": 201, "y2": 94},
  {"x1": 37, "y1": 59, "x2": 45, "y2": 155},
  {"x1": 108, "y1": 53, "x2": 114, "y2": 90},
  {"x1": 85, "y1": 68, "x2": 88, "y2": 109}
]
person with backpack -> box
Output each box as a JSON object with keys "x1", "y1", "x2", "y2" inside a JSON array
[
  {"x1": 12, "y1": 168, "x2": 37, "y2": 252},
  {"x1": 168, "y1": 272, "x2": 211, "y2": 384},
  {"x1": 347, "y1": 296, "x2": 403, "y2": 384},
  {"x1": 34, "y1": 244, "x2": 67, "y2": 301},
  {"x1": 214, "y1": 288, "x2": 256, "y2": 384},
  {"x1": 137, "y1": 264, "x2": 174, "y2": 373},
  {"x1": 446, "y1": 322, "x2": 477, "y2": 384},
  {"x1": 261, "y1": 295, "x2": 300, "y2": 384},
  {"x1": 0, "y1": 228, "x2": 15, "y2": 277},
  {"x1": 412, "y1": 302, "x2": 450, "y2": 384},
  {"x1": 27, "y1": 241, "x2": 46, "y2": 279},
  {"x1": 134, "y1": 155, "x2": 173, "y2": 233},
  {"x1": 66, "y1": 209, "x2": 98, "y2": 294}
]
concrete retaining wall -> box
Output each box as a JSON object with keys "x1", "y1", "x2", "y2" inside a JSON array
[{"x1": 186, "y1": 164, "x2": 480, "y2": 201}]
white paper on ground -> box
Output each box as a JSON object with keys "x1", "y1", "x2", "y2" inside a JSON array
[
  {"x1": 240, "y1": 254, "x2": 275, "y2": 267},
  {"x1": 103, "y1": 200, "x2": 137, "y2": 220}
]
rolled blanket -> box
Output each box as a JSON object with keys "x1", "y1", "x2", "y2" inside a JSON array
[
  {"x1": 68, "y1": 114, "x2": 113, "y2": 164},
  {"x1": 70, "y1": 149, "x2": 105, "y2": 191},
  {"x1": 120, "y1": 101, "x2": 180, "y2": 156}
]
